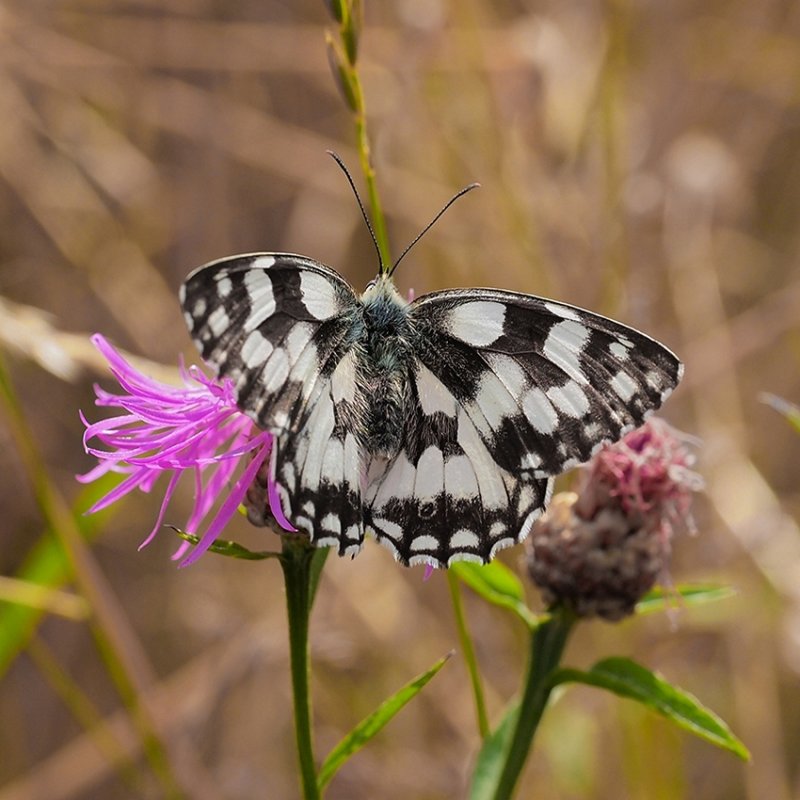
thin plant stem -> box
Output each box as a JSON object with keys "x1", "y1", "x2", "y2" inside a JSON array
[
  {"x1": 0, "y1": 353, "x2": 185, "y2": 798},
  {"x1": 492, "y1": 609, "x2": 576, "y2": 800},
  {"x1": 446, "y1": 570, "x2": 489, "y2": 739},
  {"x1": 326, "y1": 2, "x2": 392, "y2": 269},
  {"x1": 280, "y1": 536, "x2": 320, "y2": 800}
]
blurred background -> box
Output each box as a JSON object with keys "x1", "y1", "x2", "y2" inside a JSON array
[{"x1": 0, "y1": 1, "x2": 799, "y2": 798}]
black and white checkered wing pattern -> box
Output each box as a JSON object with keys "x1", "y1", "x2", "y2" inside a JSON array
[
  {"x1": 407, "y1": 288, "x2": 683, "y2": 479},
  {"x1": 180, "y1": 253, "x2": 367, "y2": 552},
  {"x1": 364, "y1": 363, "x2": 553, "y2": 567}
]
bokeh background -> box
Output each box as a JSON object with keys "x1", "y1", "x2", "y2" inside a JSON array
[{"x1": 1, "y1": 1, "x2": 799, "y2": 798}]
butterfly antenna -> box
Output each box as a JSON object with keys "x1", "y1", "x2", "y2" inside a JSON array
[
  {"x1": 327, "y1": 150, "x2": 386, "y2": 274},
  {"x1": 388, "y1": 182, "x2": 480, "y2": 278}
]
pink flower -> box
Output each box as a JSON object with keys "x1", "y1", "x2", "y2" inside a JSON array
[
  {"x1": 79, "y1": 334, "x2": 293, "y2": 566},
  {"x1": 527, "y1": 419, "x2": 703, "y2": 620}
]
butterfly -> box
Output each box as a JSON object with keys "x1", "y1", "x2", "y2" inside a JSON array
[{"x1": 180, "y1": 175, "x2": 682, "y2": 569}]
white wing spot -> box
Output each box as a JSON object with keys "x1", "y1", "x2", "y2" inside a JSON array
[
  {"x1": 611, "y1": 370, "x2": 638, "y2": 401},
  {"x1": 216, "y1": 276, "x2": 233, "y2": 297},
  {"x1": 546, "y1": 381, "x2": 589, "y2": 418},
  {"x1": 544, "y1": 301, "x2": 581, "y2": 321},
  {"x1": 473, "y1": 371, "x2": 519, "y2": 430},
  {"x1": 415, "y1": 446, "x2": 444, "y2": 502},
  {"x1": 285, "y1": 323, "x2": 315, "y2": 362},
  {"x1": 263, "y1": 348, "x2": 290, "y2": 392},
  {"x1": 372, "y1": 517, "x2": 403, "y2": 541},
  {"x1": 299, "y1": 271, "x2": 340, "y2": 320},
  {"x1": 450, "y1": 529, "x2": 480, "y2": 549},
  {"x1": 489, "y1": 521, "x2": 507, "y2": 537},
  {"x1": 321, "y1": 514, "x2": 341, "y2": 535},
  {"x1": 521, "y1": 387, "x2": 559, "y2": 434},
  {"x1": 543, "y1": 320, "x2": 591, "y2": 385},
  {"x1": 416, "y1": 363, "x2": 457, "y2": 416},
  {"x1": 302, "y1": 501, "x2": 315, "y2": 518},
  {"x1": 373, "y1": 452, "x2": 416, "y2": 510},
  {"x1": 520, "y1": 452, "x2": 542, "y2": 470},
  {"x1": 610, "y1": 340, "x2": 632, "y2": 360},
  {"x1": 193, "y1": 298, "x2": 206, "y2": 318},
  {"x1": 447, "y1": 301, "x2": 507, "y2": 346},
  {"x1": 207, "y1": 306, "x2": 230, "y2": 337},
  {"x1": 281, "y1": 462, "x2": 296, "y2": 493},
  {"x1": 320, "y1": 439, "x2": 344, "y2": 483},
  {"x1": 456, "y1": 410, "x2": 507, "y2": 510},
  {"x1": 345, "y1": 524, "x2": 361, "y2": 541},
  {"x1": 411, "y1": 535, "x2": 439, "y2": 552},
  {"x1": 242, "y1": 271, "x2": 276, "y2": 331},
  {"x1": 444, "y1": 455, "x2": 479, "y2": 500},
  {"x1": 485, "y1": 353, "x2": 528, "y2": 397},
  {"x1": 241, "y1": 330, "x2": 274, "y2": 369}
]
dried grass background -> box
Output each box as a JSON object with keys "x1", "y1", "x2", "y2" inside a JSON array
[{"x1": 1, "y1": 1, "x2": 799, "y2": 798}]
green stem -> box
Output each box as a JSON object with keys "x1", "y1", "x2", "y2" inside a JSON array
[
  {"x1": 280, "y1": 537, "x2": 320, "y2": 800},
  {"x1": 446, "y1": 571, "x2": 489, "y2": 739},
  {"x1": 492, "y1": 609, "x2": 576, "y2": 800}
]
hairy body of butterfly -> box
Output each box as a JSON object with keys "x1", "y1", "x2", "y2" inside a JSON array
[{"x1": 180, "y1": 254, "x2": 682, "y2": 568}]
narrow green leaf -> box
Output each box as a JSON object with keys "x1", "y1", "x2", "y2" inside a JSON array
[
  {"x1": 451, "y1": 561, "x2": 538, "y2": 628},
  {"x1": 172, "y1": 528, "x2": 279, "y2": 560},
  {"x1": 552, "y1": 657, "x2": 750, "y2": 760},
  {"x1": 636, "y1": 584, "x2": 737, "y2": 615},
  {"x1": 468, "y1": 702, "x2": 520, "y2": 800},
  {"x1": 317, "y1": 652, "x2": 452, "y2": 790},
  {"x1": 761, "y1": 393, "x2": 800, "y2": 434}
]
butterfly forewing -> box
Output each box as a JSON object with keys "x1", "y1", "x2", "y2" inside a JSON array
[{"x1": 407, "y1": 288, "x2": 683, "y2": 478}]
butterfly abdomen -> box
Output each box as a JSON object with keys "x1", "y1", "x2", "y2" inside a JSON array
[{"x1": 359, "y1": 276, "x2": 415, "y2": 457}]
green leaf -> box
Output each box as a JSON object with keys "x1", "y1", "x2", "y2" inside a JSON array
[
  {"x1": 171, "y1": 528, "x2": 279, "y2": 561},
  {"x1": 468, "y1": 702, "x2": 520, "y2": 800},
  {"x1": 451, "y1": 561, "x2": 538, "y2": 628},
  {"x1": 317, "y1": 652, "x2": 452, "y2": 791},
  {"x1": 636, "y1": 584, "x2": 737, "y2": 615},
  {"x1": 761, "y1": 393, "x2": 800, "y2": 434},
  {"x1": 551, "y1": 657, "x2": 750, "y2": 760}
]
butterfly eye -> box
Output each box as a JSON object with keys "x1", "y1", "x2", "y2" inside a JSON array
[{"x1": 365, "y1": 278, "x2": 378, "y2": 291}]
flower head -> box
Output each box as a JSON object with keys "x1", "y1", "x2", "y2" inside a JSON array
[
  {"x1": 79, "y1": 334, "x2": 293, "y2": 565},
  {"x1": 526, "y1": 419, "x2": 703, "y2": 620}
]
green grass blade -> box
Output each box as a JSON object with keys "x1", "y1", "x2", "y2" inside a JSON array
[
  {"x1": 636, "y1": 584, "x2": 737, "y2": 615},
  {"x1": 317, "y1": 652, "x2": 452, "y2": 791}
]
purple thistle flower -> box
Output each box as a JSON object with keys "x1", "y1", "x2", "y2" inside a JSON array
[
  {"x1": 527, "y1": 419, "x2": 703, "y2": 620},
  {"x1": 79, "y1": 334, "x2": 294, "y2": 566}
]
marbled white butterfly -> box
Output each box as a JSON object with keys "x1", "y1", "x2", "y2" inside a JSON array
[{"x1": 180, "y1": 175, "x2": 682, "y2": 569}]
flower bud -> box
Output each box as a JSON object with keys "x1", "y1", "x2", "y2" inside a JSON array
[{"x1": 526, "y1": 419, "x2": 702, "y2": 621}]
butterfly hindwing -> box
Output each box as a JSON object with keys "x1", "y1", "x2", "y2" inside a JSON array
[
  {"x1": 364, "y1": 362, "x2": 553, "y2": 566},
  {"x1": 407, "y1": 288, "x2": 683, "y2": 479}
]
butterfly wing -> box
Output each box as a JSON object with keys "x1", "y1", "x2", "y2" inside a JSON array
[
  {"x1": 364, "y1": 361, "x2": 553, "y2": 566},
  {"x1": 181, "y1": 253, "x2": 368, "y2": 552},
  {"x1": 406, "y1": 288, "x2": 683, "y2": 478}
]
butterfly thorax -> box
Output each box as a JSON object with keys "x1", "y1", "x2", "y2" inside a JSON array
[{"x1": 358, "y1": 275, "x2": 414, "y2": 457}]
